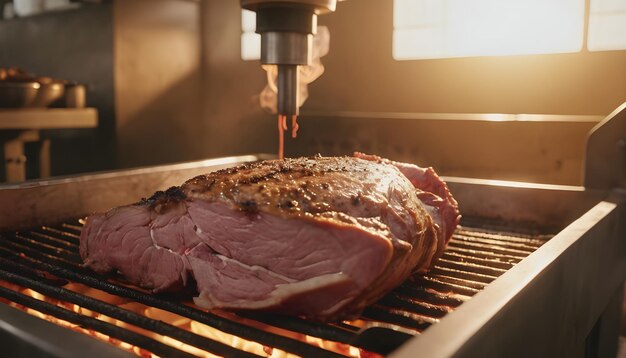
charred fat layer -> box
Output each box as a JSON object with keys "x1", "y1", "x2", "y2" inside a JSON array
[
  {"x1": 80, "y1": 154, "x2": 460, "y2": 321},
  {"x1": 137, "y1": 186, "x2": 187, "y2": 210}
]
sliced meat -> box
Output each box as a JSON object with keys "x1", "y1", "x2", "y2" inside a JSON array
[{"x1": 80, "y1": 154, "x2": 460, "y2": 321}]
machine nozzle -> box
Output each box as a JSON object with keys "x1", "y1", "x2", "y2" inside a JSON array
[
  {"x1": 260, "y1": 30, "x2": 310, "y2": 116},
  {"x1": 277, "y1": 65, "x2": 299, "y2": 116},
  {"x1": 241, "y1": 0, "x2": 336, "y2": 116}
]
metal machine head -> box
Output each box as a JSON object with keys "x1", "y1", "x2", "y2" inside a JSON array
[{"x1": 241, "y1": 0, "x2": 338, "y2": 116}]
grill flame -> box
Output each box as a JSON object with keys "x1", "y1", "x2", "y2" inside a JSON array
[{"x1": 0, "y1": 280, "x2": 374, "y2": 357}]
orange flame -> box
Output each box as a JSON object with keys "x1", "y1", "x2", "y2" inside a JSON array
[{"x1": 0, "y1": 279, "x2": 376, "y2": 358}]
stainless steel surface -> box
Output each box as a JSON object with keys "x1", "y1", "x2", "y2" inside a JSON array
[
  {"x1": 392, "y1": 193, "x2": 626, "y2": 357},
  {"x1": 33, "y1": 82, "x2": 64, "y2": 108},
  {"x1": 0, "y1": 81, "x2": 40, "y2": 108},
  {"x1": 585, "y1": 101, "x2": 626, "y2": 189},
  {"x1": 262, "y1": 31, "x2": 310, "y2": 115},
  {"x1": 261, "y1": 32, "x2": 312, "y2": 65},
  {"x1": 301, "y1": 111, "x2": 604, "y2": 122},
  {"x1": 64, "y1": 84, "x2": 86, "y2": 108},
  {"x1": 241, "y1": 0, "x2": 337, "y2": 13},
  {"x1": 293, "y1": 112, "x2": 601, "y2": 185},
  {"x1": 0, "y1": 304, "x2": 132, "y2": 358},
  {"x1": 277, "y1": 64, "x2": 300, "y2": 115},
  {"x1": 390, "y1": 102, "x2": 626, "y2": 356},
  {"x1": 0, "y1": 81, "x2": 66, "y2": 109},
  {"x1": 444, "y1": 178, "x2": 606, "y2": 228}
]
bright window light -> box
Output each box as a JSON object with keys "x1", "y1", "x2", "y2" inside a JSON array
[
  {"x1": 393, "y1": 0, "x2": 585, "y2": 60},
  {"x1": 588, "y1": 0, "x2": 626, "y2": 51},
  {"x1": 241, "y1": 9, "x2": 261, "y2": 61}
]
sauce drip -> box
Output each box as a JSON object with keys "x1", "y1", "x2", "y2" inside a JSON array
[
  {"x1": 277, "y1": 114, "x2": 299, "y2": 159},
  {"x1": 277, "y1": 114, "x2": 288, "y2": 159},
  {"x1": 291, "y1": 115, "x2": 299, "y2": 138}
]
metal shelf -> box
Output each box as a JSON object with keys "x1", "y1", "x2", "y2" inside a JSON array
[
  {"x1": 0, "y1": 108, "x2": 98, "y2": 183},
  {"x1": 0, "y1": 108, "x2": 98, "y2": 130}
]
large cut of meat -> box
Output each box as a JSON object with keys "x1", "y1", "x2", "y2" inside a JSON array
[{"x1": 80, "y1": 154, "x2": 460, "y2": 321}]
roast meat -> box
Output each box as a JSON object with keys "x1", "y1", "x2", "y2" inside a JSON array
[{"x1": 80, "y1": 154, "x2": 460, "y2": 321}]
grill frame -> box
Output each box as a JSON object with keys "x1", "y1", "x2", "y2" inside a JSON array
[
  {"x1": 0, "y1": 154, "x2": 624, "y2": 357},
  {"x1": 0, "y1": 300, "x2": 133, "y2": 358},
  {"x1": 393, "y1": 188, "x2": 626, "y2": 357}
]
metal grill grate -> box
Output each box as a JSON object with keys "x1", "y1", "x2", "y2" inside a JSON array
[{"x1": 0, "y1": 220, "x2": 551, "y2": 357}]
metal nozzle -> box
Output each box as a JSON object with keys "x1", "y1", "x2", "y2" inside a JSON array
[
  {"x1": 261, "y1": 32, "x2": 311, "y2": 116},
  {"x1": 261, "y1": 32, "x2": 312, "y2": 65},
  {"x1": 241, "y1": 0, "x2": 337, "y2": 116},
  {"x1": 277, "y1": 65, "x2": 299, "y2": 116}
]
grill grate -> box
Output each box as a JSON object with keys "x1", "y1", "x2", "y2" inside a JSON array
[{"x1": 0, "y1": 220, "x2": 551, "y2": 357}]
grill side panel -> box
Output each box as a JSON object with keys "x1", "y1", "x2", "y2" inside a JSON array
[
  {"x1": 0, "y1": 303, "x2": 133, "y2": 358},
  {"x1": 392, "y1": 198, "x2": 626, "y2": 358}
]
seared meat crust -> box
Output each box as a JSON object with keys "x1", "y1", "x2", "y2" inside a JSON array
[{"x1": 80, "y1": 155, "x2": 459, "y2": 321}]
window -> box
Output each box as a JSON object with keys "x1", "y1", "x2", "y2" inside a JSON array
[
  {"x1": 241, "y1": 9, "x2": 261, "y2": 61},
  {"x1": 393, "y1": 0, "x2": 585, "y2": 60},
  {"x1": 588, "y1": 0, "x2": 626, "y2": 51},
  {"x1": 242, "y1": 2, "x2": 626, "y2": 61}
]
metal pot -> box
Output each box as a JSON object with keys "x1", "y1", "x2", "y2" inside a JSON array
[
  {"x1": 34, "y1": 82, "x2": 65, "y2": 107},
  {"x1": 0, "y1": 81, "x2": 40, "y2": 108}
]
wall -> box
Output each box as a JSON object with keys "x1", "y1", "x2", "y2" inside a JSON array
[
  {"x1": 201, "y1": 0, "x2": 274, "y2": 159},
  {"x1": 311, "y1": 0, "x2": 626, "y2": 115},
  {"x1": 113, "y1": 0, "x2": 203, "y2": 168}
]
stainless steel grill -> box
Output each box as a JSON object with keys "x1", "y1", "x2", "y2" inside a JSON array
[
  {"x1": 0, "y1": 219, "x2": 551, "y2": 357},
  {"x1": 0, "y1": 98, "x2": 625, "y2": 358}
]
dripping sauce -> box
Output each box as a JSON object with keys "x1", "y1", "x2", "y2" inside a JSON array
[{"x1": 277, "y1": 114, "x2": 300, "y2": 159}]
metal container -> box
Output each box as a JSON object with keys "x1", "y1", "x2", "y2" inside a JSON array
[
  {"x1": 0, "y1": 81, "x2": 40, "y2": 108},
  {"x1": 0, "y1": 81, "x2": 65, "y2": 108},
  {"x1": 34, "y1": 82, "x2": 65, "y2": 108}
]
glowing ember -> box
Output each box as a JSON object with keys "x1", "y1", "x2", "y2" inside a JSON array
[
  {"x1": 0, "y1": 279, "x2": 376, "y2": 357},
  {"x1": 206, "y1": 309, "x2": 375, "y2": 357},
  {"x1": 190, "y1": 320, "x2": 291, "y2": 357}
]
